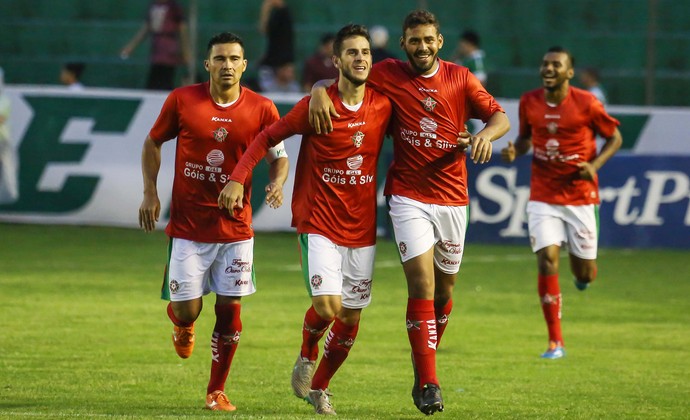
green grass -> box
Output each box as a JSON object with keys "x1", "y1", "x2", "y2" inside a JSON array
[{"x1": 1, "y1": 223, "x2": 689, "y2": 419}]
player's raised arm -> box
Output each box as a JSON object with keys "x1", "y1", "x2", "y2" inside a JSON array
[
  {"x1": 308, "y1": 79, "x2": 338, "y2": 134},
  {"x1": 139, "y1": 135, "x2": 162, "y2": 232}
]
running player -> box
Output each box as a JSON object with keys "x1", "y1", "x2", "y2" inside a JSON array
[
  {"x1": 308, "y1": 10, "x2": 510, "y2": 415},
  {"x1": 219, "y1": 24, "x2": 392, "y2": 416},
  {"x1": 501, "y1": 46, "x2": 622, "y2": 359},
  {"x1": 138, "y1": 32, "x2": 289, "y2": 411}
]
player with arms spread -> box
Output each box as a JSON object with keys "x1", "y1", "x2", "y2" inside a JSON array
[
  {"x1": 501, "y1": 46, "x2": 622, "y2": 359},
  {"x1": 309, "y1": 10, "x2": 510, "y2": 415},
  {"x1": 219, "y1": 24, "x2": 392, "y2": 416},
  {"x1": 138, "y1": 32, "x2": 288, "y2": 411}
]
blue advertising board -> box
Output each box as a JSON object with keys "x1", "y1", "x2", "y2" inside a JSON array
[{"x1": 466, "y1": 155, "x2": 690, "y2": 249}]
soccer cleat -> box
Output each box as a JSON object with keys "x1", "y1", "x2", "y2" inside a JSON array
[
  {"x1": 291, "y1": 355, "x2": 316, "y2": 399},
  {"x1": 308, "y1": 389, "x2": 337, "y2": 416},
  {"x1": 410, "y1": 353, "x2": 422, "y2": 408},
  {"x1": 541, "y1": 341, "x2": 566, "y2": 359},
  {"x1": 417, "y1": 383, "x2": 444, "y2": 415},
  {"x1": 574, "y1": 278, "x2": 590, "y2": 291},
  {"x1": 205, "y1": 390, "x2": 236, "y2": 411},
  {"x1": 172, "y1": 324, "x2": 195, "y2": 359}
]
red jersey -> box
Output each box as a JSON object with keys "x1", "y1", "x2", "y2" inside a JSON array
[
  {"x1": 149, "y1": 82, "x2": 279, "y2": 242},
  {"x1": 368, "y1": 58, "x2": 504, "y2": 205},
  {"x1": 231, "y1": 84, "x2": 392, "y2": 247},
  {"x1": 519, "y1": 86, "x2": 620, "y2": 205}
]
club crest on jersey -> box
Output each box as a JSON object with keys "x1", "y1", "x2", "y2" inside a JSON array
[
  {"x1": 547, "y1": 121, "x2": 558, "y2": 134},
  {"x1": 421, "y1": 96, "x2": 438, "y2": 112},
  {"x1": 213, "y1": 127, "x2": 228, "y2": 142},
  {"x1": 351, "y1": 131, "x2": 365, "y2": 147},
  {"x1": 311, "y1": 274, "x2": 323, "y2": 289}
]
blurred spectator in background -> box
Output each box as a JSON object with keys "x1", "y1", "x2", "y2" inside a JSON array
[
  {"x1": 580, "y1": 67, "x2": 608, "y2": 105},
  {"x1": 369, "y1": 25, "x2": 395, "y2": 63},
  {"x1": 120, "y1": 0, "x2": 191, "y2": 91},
  {"x1": 0, "y1": 67, "x2": 18, "y2": 204},
  {"x1": 258, "y1": 0, "x2": 296, "y2": 93},
  {"x1": 60, "y1": 62, "x2": 85, "y2": 91},
  {"x1": 261, "y1": 62, "x2": 301, "y2": 93},
  {"x1": 301, "y1": 33, "x2": 338, "y2": 92},
  {"x1": 452, "y1": 30, "x2": 487, "y2": 85}
]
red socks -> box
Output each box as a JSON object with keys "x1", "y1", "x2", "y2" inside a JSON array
[
  {"x1": 434, "y1": 298, "x2": 453, "y2": 347},
  {"x1": 207, "y1": 303, "x2": 242, "y2": 394},
  {"x1": 301, "y1": 305, "x2": 333, "y2": 361},
  {"x1": 167, "y1": 302, "x2": 193, "y2": 327},
  {"x1": 407, "y1": 298, "x2": 438, "y2": 387},
  {"x1": 311, "y1": 318, "x2": 359, "y2": 390},
  {"x1": 538, "y1": 274, "x2": 563, "y2": 345}
]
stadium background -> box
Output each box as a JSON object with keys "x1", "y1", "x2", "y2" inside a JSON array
[
  {"x1": 0, "y1": 0, "x2": 688, "y2": 249},
  {"x1": 1, "y1": 0, "x2": 689, "y2": 106}
]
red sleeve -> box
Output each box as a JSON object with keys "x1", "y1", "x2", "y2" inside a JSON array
[
  {"x1": 589, "y1": 98, "x2": 620, "y2": 138},
  {"x1": 230, "y1": 97, "x2": 312, "y2": 183},
  {"x1": 149, "y1": 91, "x2": 180, "y2": 143},
  {"x1": 466, "y1": 70, "x2": 504, "y2": 121},
  {"x1": 518, "y1": 95, "x2": 531, "y2": 139}
]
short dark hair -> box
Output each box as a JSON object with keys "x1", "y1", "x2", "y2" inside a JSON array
[
  {"x1": 461, "y1": 30, "x2": 480, "y2": 47},
  {"x1": 547, "y1": 46, "x2": 575, "y2": 68},
  {"x1": 402, "y1": 10, "x2": 440, "y2": 36},
  {"x1": 207, "y1": 32, "x2": 245, "y2": 56},
  {"x1": 333, "y1": 24, "x2": 370, "y2": 56},
  {"x1": 64, "y1": 62, "x2": 85, "y2": 78}
]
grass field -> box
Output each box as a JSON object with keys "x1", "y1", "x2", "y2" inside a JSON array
[{"x1": 1, "y1": 223, "x2": 689, "y2": 419}]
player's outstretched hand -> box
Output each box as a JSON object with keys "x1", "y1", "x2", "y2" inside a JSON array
[
  {"x1": 470, "y1": 135, "x2": 493, "y2": 164},
  {"x1": 218, "y1": 181, "x2": 244, "y2": 212},
  {"x1": 501, "y1": 141, "x2": 516, "y2": 163},
  {"x1": 577, "y1": 161, "x2": 598, "y2": 181},
  {"x1": 264, "y1": 182, "x2": 284, "y2": 209},
  {"x1": 139, "y1": 193, "x2": 160, "y2": 232},
  {"x1": 308, "y1": 88, "x2": 339, "y2": 134}
]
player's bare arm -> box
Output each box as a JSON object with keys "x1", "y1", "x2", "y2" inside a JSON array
[
  {"x1": 139, "y1": 136, "x2": 162, "y2": 232},
  {"x1": 471, "y1": 112, "x2": 510, "y2": 164},
  {"x1": 308, "y1": 79, "x2": 338, "y2": 134},
  {"x1": 264, "y1": 156, "x2": 289, "y2": 209},
  {"x1": 578, "y1": 127, "x2": 622, "y2": 180},
  {"x1": 501, "y1": 134, "x2": 532, "y2": 163}
]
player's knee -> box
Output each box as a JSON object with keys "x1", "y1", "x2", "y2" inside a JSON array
[{"x1": 574, "y1": 263, "x2": 597, "y2": 283}]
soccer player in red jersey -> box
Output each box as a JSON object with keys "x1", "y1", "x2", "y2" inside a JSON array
[
  {"x1": 138, "y1": 32, "x2": 289, "y2": 411},
  {"x1": 501, "y1": 46, "x2": 622, "y2": 359},
  {"x1": 219, "y1": 24, "x2": 392, "y2": 415},
  {"x1": 308, "y1": 10, "x2": 510, "y2": 415}
]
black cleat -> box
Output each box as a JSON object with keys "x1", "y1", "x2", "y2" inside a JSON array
[{"x1": 417, "y1": 383, "x2": 444, "y2": 415}]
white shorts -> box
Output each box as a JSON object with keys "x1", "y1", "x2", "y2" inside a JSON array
[
  {"x1": 299, "y1": 233, "x2": 375, "y2": 309},
  {"x1": 526, "y1": 201, "x2": 599, "y2": 260},
  {"x1": 163, "y1": 237, "x2": 256, "y2": 301},
  {"x1": 388, "y1": 195, "x2": 467, "y2": 274}
]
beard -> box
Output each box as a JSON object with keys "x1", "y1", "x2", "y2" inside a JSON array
[
  {"x1": 405, "y1": 50, "x2": 436, "y2": 74},
  {"x1": 341, "y1": 68, "x2": 367, "y2": 86}
]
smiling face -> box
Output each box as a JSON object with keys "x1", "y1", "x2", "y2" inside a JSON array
[
  {"x1": 204, "y1": 42, "x2": 247, "y2": 91},
  {"x1": 400, "y1": 24, "x2": 444, "y2": 75},
  {"x1": 540, "y1": 51, "x2": 574, "y2": 92},
  {"x1": 334, "y1": 35, "x2": 372, "y2": 86}
]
